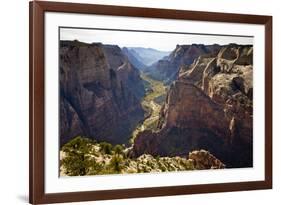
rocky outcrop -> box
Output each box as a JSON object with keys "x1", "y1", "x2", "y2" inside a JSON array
[
  {"x1": 60, "y1": 40, "x2": 145, "y2": 145},
  {"x1": 188, "y1": 150, "x2": 225, "y2": 169},
  {"x1": 160, "y1": 82, "x2": 229, "y2": 136},
  {"x1": 133, "y1": 82, "x2": 231, "y2": 159},
  {"x1": 60, "y1": 137, "x2": 225, "y2": 176},
  {"x1": 133, "y1": 44, "x2": 253, "y2": 168},
  {"x1": 146, "y1": 44, "x2": 221, "y2": 84}
]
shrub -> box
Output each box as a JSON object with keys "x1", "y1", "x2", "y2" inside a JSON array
[
  {"x1": 61, "y1": 136, "x2": 96, "y2": 176},
  {"x1": 113, "y1": 144, "x2": 124, "y2": 156},
  {"x1": 62, "y1": 136, "x2": 93, "y2": 153},
  {"x1": 99, "y1": 142, "x2": 113, "y2": 155},
  {"x1": 108, "y1": 155, "x2": 124, "y2": 173}
]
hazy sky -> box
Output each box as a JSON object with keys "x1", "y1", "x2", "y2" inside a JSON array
[{"x1": 60, "y1": 27, "x2": 253, "y2": 52}]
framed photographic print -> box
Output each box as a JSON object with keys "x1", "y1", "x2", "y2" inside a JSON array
[{"x1": 29, "y1": 1, "x2": 272, "y2": 204}]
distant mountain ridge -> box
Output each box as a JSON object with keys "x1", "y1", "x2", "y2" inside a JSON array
[
  {"x1": 122, "y1": 47, "x2": 147, "y2": 71},
  {"x1": 124, "y1": 47, "x2": 171, "y2": 67}
]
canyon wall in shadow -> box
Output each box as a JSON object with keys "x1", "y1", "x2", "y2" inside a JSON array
[{"x1": 59, "y1": 40, "x2": 145, "y2": 145}]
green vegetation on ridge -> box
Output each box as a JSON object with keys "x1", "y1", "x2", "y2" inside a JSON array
[{"x1": 60, "y1": 136, "x2": 195, "y2": 176}]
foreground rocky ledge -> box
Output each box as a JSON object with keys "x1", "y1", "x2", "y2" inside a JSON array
[{"x1": 60, "y1": 137, "x2": 225, "y2": 176}]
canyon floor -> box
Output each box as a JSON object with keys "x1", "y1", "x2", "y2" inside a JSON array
[{"x1": 129, "y1": 73, "x2": 166, "y2": 144}]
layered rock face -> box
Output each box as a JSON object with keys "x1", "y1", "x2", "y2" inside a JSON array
[
  {"x1": 146, "y1": 44, "x2": 221, "y2": 84},
  {"x1": 60, "y1": 40, "x2": 145, "y2": 145},
  {"x1": 133, "y1": 44, "x2": 253, "y2": 168}
]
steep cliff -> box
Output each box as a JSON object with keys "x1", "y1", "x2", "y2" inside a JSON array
[
  {"x1": 59, "y1": 40, "x2": 145, "y2": 145},
  {"x1": 146, "y1": 44, "x2": 221, "y2": 84},
  {"x1": 133, "y1": 44, "x2": 253, "y2": 168}
]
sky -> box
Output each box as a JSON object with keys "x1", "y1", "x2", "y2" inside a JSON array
[{"x1": 60, "y1": 27, "x2": 253, "y2": 52}]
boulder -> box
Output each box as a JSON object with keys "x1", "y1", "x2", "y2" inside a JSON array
[{"x1": 188, "y1": 150, "x2": 225, "y2": 169}]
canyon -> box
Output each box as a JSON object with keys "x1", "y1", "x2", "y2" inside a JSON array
[
  {"x1": 60, "y1": 40, "x2": 145, "y2": 145},
  {"x1": 60, "y1": 40, "x2": 253, "y2": 172},
  {"x1": 133, "y1": 44, "x2": 253, "y2": 168}
]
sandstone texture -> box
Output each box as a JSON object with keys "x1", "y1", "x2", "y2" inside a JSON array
[
  {"x1": 133, "y1": 44, "x2": 253, "y2": 168},
  {"x1": 59, "y1": 40, "x2": 145, "y2": 145},
  {"x1": 146, "y1": 44, "x2": 221, "y2": 84}
]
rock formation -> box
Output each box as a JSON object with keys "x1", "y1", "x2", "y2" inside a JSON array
[
  {"x1": 59, "y1": 40, "x2": 145, "y2": 145},
  {"x1": 60, "y1": 137, "x2": 225, "y2": 176},
  {"x1": 133, "y1": 44, "x2": 253, "y2": 168},
  {"x1": 188, "y1": 150, "x2": 225, "y2": 169},
  {"x1": 146, "y1": 44, "x2": 221, "y2": 84}
]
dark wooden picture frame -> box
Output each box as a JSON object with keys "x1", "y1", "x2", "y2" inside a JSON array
[{"x1": 29, "y1": 1, "x2": 272, "y2": 204}]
